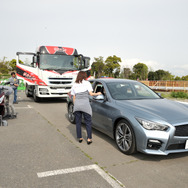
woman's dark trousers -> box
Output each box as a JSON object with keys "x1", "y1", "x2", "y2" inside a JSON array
[{"x1": 75, "y1": 111, "x2": 92, "y2": 139}]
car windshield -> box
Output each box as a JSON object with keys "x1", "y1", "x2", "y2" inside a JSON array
[
  {"x1": 106, "y1": 81, "x2": 160, "y2": 100},
  {"x1": 40, "y1": 54, "x2": 82, "y2": 70}
]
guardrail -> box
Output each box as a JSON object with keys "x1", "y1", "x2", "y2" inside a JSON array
[{"x1": 140, "y1": 81, "x2": 188, "y2": 92}]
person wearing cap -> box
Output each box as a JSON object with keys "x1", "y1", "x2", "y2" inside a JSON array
[{"x1": 8, "y1": 72, "x2": 19, "y2": 104}]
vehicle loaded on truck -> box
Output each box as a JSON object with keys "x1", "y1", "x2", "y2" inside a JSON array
[{"x1": 16, "y1": 46, "x2": 91, "y2": 102}]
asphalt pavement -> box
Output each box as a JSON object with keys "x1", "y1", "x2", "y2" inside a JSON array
[
  {"x1": 0, "y1": 91, "x2": 122, "y2": 188},
  {"x1": 0, "y1": 91, "x2": 188, "y2": 188}
]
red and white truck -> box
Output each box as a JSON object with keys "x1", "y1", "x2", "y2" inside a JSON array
[{"x1": 16, "y1": 46, "x2": 91, "y2": 101}]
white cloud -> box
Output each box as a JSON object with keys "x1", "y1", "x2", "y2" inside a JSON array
[
  {"x1": 168, "y1": 64, "x2": 188, "y2": 76},
  {"x1": 121, "y1": 58, "x2": 161, "y2": 72},
  {"x1": 120, "y1": 58, "x2": 188, "y2": 76}
]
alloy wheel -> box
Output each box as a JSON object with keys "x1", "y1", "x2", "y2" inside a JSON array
[
  {"x1": 115, "y1": 120, "x2": 136, "y2": 154},
  {"x1": 68, "y1": 103, "x2": 75, "y2": 124}
]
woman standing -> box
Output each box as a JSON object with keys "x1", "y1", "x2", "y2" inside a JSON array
[{"x1": 71, "y1": 71, "x2": 101, "y2": 144}]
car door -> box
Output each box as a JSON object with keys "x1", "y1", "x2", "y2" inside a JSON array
[{"x1": 89, "y1": 82, "x2": 115, "y2": 137}]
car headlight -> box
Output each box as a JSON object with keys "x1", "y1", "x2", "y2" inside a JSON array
[{"x1": 136, "y1": 117, "x2": 169, "y2": 131}]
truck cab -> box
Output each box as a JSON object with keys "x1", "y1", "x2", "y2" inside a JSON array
[{"x1": 16, "y1": 46, "x2": 90, "y2": 102}]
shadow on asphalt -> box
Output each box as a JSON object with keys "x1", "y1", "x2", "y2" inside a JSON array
[
  {"x1": 39, "y1": 98, "x2": 67, "y2": 103},
  {"x1": 93, "y1": 129, "x2": 188, "y2": 161},
  {"x1": 134, "y1": 151, "x2": 188, "y2": 161},
  {"x1": 18, "y1": 97, "x2": 67, "y2": 104}
]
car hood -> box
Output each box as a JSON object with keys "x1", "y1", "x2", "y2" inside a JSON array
[{"x1": 116, "y1": 98, "x2": 188, "y2": 124}]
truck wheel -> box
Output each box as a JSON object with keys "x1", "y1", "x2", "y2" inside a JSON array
[
  {"x1": 25, "y1": 85, "x2": 32, "y2": 97},
  {"x1": 33, "y1": 89, "x2": 40, "y2": 102}
]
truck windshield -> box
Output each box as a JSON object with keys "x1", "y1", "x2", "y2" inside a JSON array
[{"x1": 40, "y1": 54, "x2": 82, "y2": 70}]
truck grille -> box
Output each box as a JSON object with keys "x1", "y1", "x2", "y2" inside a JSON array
[
  {"x1": 175, "y1": 124, "x2": 188, "y2": 136},
  {"x1": 48, "y1": 78, "x2": 72, "y2": 80},
  {"x1": 50, "y1": 87, "x2": 71, "y2": 90},
  {"x1": 48, "y1": 77, "x2": 73, "y2": 85},
  {"x1": 50, "y1": 81, "x2": 72, "y2": 84}
]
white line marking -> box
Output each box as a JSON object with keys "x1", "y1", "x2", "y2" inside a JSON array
[
  {"x1": 92, "y1": 165, "x2": 125, "y2": 188},
  {"x1": 15, "y1": 105, "x2": 32, "y2": 109},
  {"x1": 37, "y1": 165, "x2": 94, "y2": 178},
  {"x1": 15, "y1": 107, "x2": 30, "y2": 109},
  {"x1": 37, "y1": 164, "x2": 124, "y2": 188}
]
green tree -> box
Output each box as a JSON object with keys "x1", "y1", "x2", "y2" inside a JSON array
[
  {"x1": 122, "y1": 68, "x2": 132, "y2": 79},
  {"x1": 181, "y1": 75, "x2": 188, "y2": 81},
  {"x1": 104, "y1": 55, "x2": 121, "y2": 77},
  {"x1": 133, "y1": 63, "x2": 148, "y2": 80},
  {"x1": 91, "y1": 56, "x2": 105, "y2": 78},
  {"x1": 155, "y1": 69, "x2": 173, "y2": 80},
  {"x1": 9, "y1": 59, "x2": 23, "y2": 71},
  {"x1": 129, "y1": 73, "x2": 137, "y2": 80},
  {"x1": 148, "y1": 71, "x2": 157, "y2": 80},
  {"x1": 0, "y1": 64, "x2": 9, "y2": 74},
  {"x1": 174, "y1": 76, "x2": 181, "y2": 80},
  {"x1": 0, "y1": 57, "x2": 9, "y2": 74}
]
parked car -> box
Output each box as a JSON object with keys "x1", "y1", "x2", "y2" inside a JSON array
[{"x1": 67, "y1": 78, "x2": 188, "y2": 155}]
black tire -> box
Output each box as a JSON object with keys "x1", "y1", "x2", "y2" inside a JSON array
[
  {"x1": 115, "y1": 119, "x2": 137, "y2": 155},
  {"x1": 33, "y1": 89, "x2": 40, "y2": 102},
  {"x1": 68, "y1": 103, "x2": 75, "y2": 124},
  {"x1": 25, "y1": 84, "x2": 32, "y2": 97}
]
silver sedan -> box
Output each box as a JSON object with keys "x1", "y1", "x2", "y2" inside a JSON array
[{"x1": 67, "y1": 79, "x2": 188, "y2": 155}]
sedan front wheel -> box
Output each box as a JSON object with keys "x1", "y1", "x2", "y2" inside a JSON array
[
  {"x1": 115, "y1": 120, "x2": 136, "y2": 155},
  {"x1": 68, "y1": 103, "x2": 75, "y2": 124}
]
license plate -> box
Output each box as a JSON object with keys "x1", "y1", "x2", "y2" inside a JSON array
[
  {"x1": 185, "y1": 140, "x2": 188, "y2": 149},
  {"x1": 58, "y1": 89, "x2": 65, "y2": 93}
]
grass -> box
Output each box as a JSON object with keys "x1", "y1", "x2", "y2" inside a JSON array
[
  {"x1": 158, "y1": 92, "x2": 172, "y2": 98},
  {"x1": 171, "y1": 91, "x2": 188, "y2": 99},
  {"x1": 157, "y1": 91, "x2": 188, "y2": 100}
]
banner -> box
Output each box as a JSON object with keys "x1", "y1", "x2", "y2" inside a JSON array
[{"x1": 0, "y1": 79, "x2": 25, "y2": 90}]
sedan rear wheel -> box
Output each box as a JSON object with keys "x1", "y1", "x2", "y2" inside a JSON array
[
  {"x1": 68, "y1": 103, "x2": 75, "y2": 124},
  {"x1": 115, "y1": 120, "x2": 136, "y2": 155}
]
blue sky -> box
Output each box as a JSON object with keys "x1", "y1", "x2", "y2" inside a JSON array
[{"x1": 1, "y1": 0, "x2": 188, "y2": 76}]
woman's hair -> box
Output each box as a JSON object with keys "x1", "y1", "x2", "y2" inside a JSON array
[{"x1": 75, "y1": 71, "x2": 87, "y2": 83}]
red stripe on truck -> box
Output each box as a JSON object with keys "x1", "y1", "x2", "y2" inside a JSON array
[{"x1": 17, "y1": 65, "x2": 47, "y2": 86}]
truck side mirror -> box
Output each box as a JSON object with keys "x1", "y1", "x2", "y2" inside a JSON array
[
  {"x1": 84, "y1": 57, "x2": 90, "y2": 68},
  {"x1": 32, "y1": 56, "x2": 37, "y2": 67}
]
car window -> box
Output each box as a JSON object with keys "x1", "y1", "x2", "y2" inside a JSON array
[
  {"x1": 107, "y1": 81, "x2": 160, "y2": 100},
  {"x1": 94, "y1": 84, "x2": 103, "y2": 93},
  {"x1": 107, "y1": 83, "x2": 135, "y2": 99},
  {"x1": 94, "y1": 82, "x2": 107, "y2": 97},
  {"x1": 133, "y1": 83, "x2": 159, "y2": 98}
]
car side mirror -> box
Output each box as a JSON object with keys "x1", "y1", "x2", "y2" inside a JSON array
[{"x1": 94, "y1": 94, "x2": 104, "y2": 100}]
